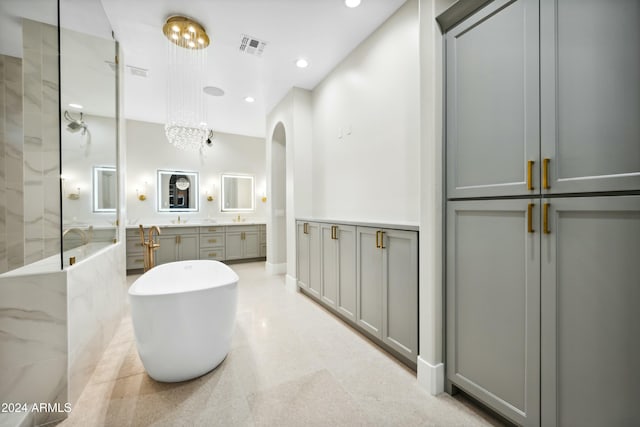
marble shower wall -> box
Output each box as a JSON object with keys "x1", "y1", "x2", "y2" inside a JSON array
[
  {"x1": 0, "y1": 54, "x2": 25, "y2": 274},
  {"x1": 22, "y1": 19, "x2": 61, "y2": 266}
]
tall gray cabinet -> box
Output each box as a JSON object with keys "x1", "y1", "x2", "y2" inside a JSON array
[{"x1": 444, "y1": 0, "x2": 640, "y2": 426}]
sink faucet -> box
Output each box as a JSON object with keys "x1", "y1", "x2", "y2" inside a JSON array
[
  {"x1": 178, "y1": 215, "x2": 181, "y2": 224},
  {"x1": 236, "y1": 214, "x2": 241, "y2": 222},
  {"x1": 139, "y1": 224, "x2": 161, "y2": 272}
]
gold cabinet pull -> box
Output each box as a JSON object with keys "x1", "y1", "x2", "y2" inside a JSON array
[
  {"x1": 208, "y1": 227, "x2": 217, "y2": 232},
  {"x1": 380, "y1": 231, "x2": 386, "y2": 249},
  {"x1": 543, "y1": 203, "x2": 551, "y2": 234},
  {"x1": 375, "y1": 231, "x2": 380, "y2": 248},
  {"x1": 134, "y1": 258, "x2": 143, "y2": 263},
  {"x1": 208, "y1": 239, "x2": 217, "y2": 244},
  {"x1": 208, "y1": 252, "x2": 217, "y2": 257},
  {"x1": 175, "y1": 235, "x2": 179, "y2": 244},
  {"x1": 303, "y1": 223, "x2": 308, "y2": 234},
  {"x1": 543, "y1": 158, "x2": 550, "y2": 190},
  {"x1": 331, "y1": 225, "x2": 338, "y2": 240},
  {"x1": 527, "y1": 203, "x2": 535, "y2": 233},
  {"x1": 527, "y1": 160, "x2": 535, "y2": 190}
]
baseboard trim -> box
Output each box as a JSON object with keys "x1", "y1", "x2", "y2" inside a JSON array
[
  {"x1": 285, "y1": 274, "x2": 297, "y2": 292},
  {"x1": 265, "y1": 262, "x2": 287, "y2": 275},
  {"x1": 417, "y1": 356, "x2": 444, "y2": 396}
]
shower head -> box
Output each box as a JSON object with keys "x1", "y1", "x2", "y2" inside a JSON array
[{"x1": 64, "y1": 110, "x2": 88, "y2": 134}]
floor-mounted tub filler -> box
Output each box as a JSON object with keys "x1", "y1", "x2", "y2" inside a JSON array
[{"x1": 129, "y1": 260, "x2": 238, "y2": 382}]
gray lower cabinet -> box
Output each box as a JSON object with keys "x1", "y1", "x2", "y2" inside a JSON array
[
  {"x1": 540, "y1": 196, "x2": 640, "y2": 427},
  {"x1": 223, "y1": 226, "x2": 261, "y2": 260},
  {"x1": 320, "y1": 224, "x2": 356, "y2": 318},
  {"x1": 296, "y1": 221, "x2": 310, "y2": 290},
  {"x1": 296, "y1": 221, "x2": 321, "y2": 298},
  {"x1": 447, "y1": 199, "x2": 540, "y2": 427},
  {"x1": 357, "y1": 226, "x2": 419, "y2": 363},
  {"x1": 156, "y1": 227, "x2": 199, "y2": 265}
]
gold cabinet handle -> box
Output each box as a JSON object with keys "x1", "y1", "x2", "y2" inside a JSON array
[
  {"x1": 175, "y1": 235, "x2": 179, "y2": 244},
  {"x1": 208, "y1": 239, "x2": 217, "y2": 243},
  {"x1": 380, "y1": 231, "x2": 386, "y2": 249},
  {"x1": 303, "y1": 223, "x2": 308, "y2": 234},
  {"x1": 208, "y1": 227, "x2": 217, "y2": 232},
  {"x1": 527, "y1": 160, "x2": 535, "y2": 190},
  {"x1": 134, "y1": 258, "x2": 144, "y2": 263},
  {"x1": 208, "y1": 252, "x2": 217, "y2": 257},
  {"x1": 375, "y1": 231, "x2": 380, "y2": 248},
  {"x1": 331, "y1": 225, "x2": 338, "y2": 240},
  {"x1": 543, "y1": 203, "x2": 551, "y2": 234},
  {"x1": 527, "y1": 203, "x2": 535, "y2": 233},
  {"x1": 543, "y1": 158, "x2": 550, "y2": 190}
]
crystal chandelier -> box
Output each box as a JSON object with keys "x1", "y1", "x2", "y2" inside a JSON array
[{"x1": 163, "y1": 16, "x2": 210, "y2": 150}]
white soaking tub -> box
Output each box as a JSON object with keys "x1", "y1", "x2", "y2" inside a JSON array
[{"x1": 128, "y1": 260, "x2": 238, "y2": 382}]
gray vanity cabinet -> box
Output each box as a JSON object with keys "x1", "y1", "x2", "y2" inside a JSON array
[
  {"x1": 540, "y1": 0, "x2": 640, "y2": 195},
  {"x1": 225, "y1": 225, "x2": 260, "y2": 260},
  {"x1": 320, "y1": 224, "x2": 356, "y2": 319},
  {"x1": 446, "y1": 0, "x2": 540, "y2": 199},
  {"x1": 155, "y1": 227, "x2": 199, "y2": 265},
  {"x1": 540, "y1": 196, "x2": 640, "y2": 427},
  {"x1": 357, "y1": 226, "x2": 418, "y2": 361},
  {"x1": 296, "y1": 221, "x2": 321, "y2": 298},
  {"x1": 447, "y1": 199, "x2": 540, "y2": 427}
]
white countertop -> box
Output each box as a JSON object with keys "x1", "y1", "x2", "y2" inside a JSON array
[
  {"x1": 125, "y1": 220, "x2": 266, "y2": 229},
  {"x1": 296, "y1": 217, "x2": 419, "y2": 231}
]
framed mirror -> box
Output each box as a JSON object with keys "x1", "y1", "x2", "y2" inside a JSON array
[
  {"x1": 157, "y1": 170, "x2": 199, "y2": 212},
  {"x1": 93, "y1": 166, "x2": 117, "y2": 212},
  {"x1": 221, "y1": 174, "x2": 254, "y2": 212}
]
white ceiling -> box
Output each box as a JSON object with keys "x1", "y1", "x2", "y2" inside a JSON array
[{"x1": 101, "y1": 0, "x2": 408, "y2": 138}]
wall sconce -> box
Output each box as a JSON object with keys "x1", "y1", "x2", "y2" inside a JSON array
[
  {"x1": 261, "y1": 192, "x2": 267, "y2": 203},
  {"x1": 68, "y1": 187, "x2": 80, "y2": 200},
  {"x1": 136, "y1": 182, "x2": 147, "y2": 201},
  {"x1": 205, "y1": 183, "x2": 216, "y2": 202}
]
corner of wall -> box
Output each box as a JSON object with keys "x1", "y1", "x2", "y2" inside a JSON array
[{"x1": 417, "y1": 356, "x2": 445, "y2": 395}]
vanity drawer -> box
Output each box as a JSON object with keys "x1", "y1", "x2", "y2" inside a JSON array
[
  {"x1": 201, "y1": 226, "x2": 225, "y2": 233},
  {"x1": 200, "y1": 233, "x2": 225, "y2": 248},
  {"x1": 126, "y1": 238, "x2": 145, "y2": 254},
  {"x1": 200, "y1": 248, "x2": 225, "y2": 261},
  {"x1": 226, "y1": 225, "x2": 259, "y2": 233},
  {"x1": 126, "y1": 254, "x2": 145, "y2": 270},
  {"x1": 158, "y1": 226, "x2": 199, "y2": 235}
]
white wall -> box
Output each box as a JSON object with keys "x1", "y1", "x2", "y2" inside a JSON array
[
  {"x1": 311, "y1": 0, "x2": 420, "y2": 223},
  {"x1": 126, "y1": 119, "x2": 266, "y2": 225}
]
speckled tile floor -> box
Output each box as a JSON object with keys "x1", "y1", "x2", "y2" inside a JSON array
[{"x1": 59, "y1": 262, "x2": 506, "y2": 427}]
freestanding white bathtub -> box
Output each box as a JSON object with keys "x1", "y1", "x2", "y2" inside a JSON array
[{"x1": 128, "y1": 260, "x2": 238, "y2": 382}]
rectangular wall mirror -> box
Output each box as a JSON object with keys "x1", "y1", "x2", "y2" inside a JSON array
[
  {"x1": 157, "y1": 169, "x2": 199, "y2": 212},
  {"x1": 93, "y1": 166, "x2": 116, "y2": 212},
  {"x1": 221, "y1": 174, "x2": 254, "y2": 212}
]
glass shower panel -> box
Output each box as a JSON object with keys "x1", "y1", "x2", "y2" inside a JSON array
[{"x1": 60, "y1": 0, "x2": 118, "y2": 262}]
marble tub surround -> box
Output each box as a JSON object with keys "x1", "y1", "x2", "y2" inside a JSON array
[
  {"x1": 60, "y1": 263, "x2": 505, "y2": 426},
  {"x1": 0, "y1": 53, "x2": 25, "y2": 275},
  {"x1": 0, "y1": 243, "x2": 126, "y2": 426}
]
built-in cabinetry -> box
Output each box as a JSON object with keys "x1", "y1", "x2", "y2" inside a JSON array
[
  {"x1": 444, "y1": 0, "x2": 640, "y2": 425},
  {"x1": 297, "y1": 220, "x2": 418, "y2": 367},
  {"x1": 126, "y1": 223, "x2": 266, "y2": 270}
]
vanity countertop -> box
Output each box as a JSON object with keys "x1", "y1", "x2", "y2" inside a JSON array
[
  {"x1": 125, "y1": 220, "x2": 266, "y2": 229},
  {"x1": 295, "y1": 217, "x2": 419, "y2": 232}
]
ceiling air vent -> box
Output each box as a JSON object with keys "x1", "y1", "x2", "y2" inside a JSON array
[{"x1": 239, "y1": 34, "x2": 267, "y2": 57}]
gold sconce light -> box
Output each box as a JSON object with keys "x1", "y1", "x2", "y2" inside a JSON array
[
  {"x1": 261, "y1": 193, "x2": 267, "y2": 203},
  {"x1": 206, "y1": 183, "x2": 216, "y2": 202},
  {"x1": 136, "y1": 182, "x2": 148, "y2": 201}
]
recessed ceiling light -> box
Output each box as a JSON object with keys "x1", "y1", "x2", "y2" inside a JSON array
[
  {"x1": 203, "y1": 86, "x2": 225, "y2": 96},
  {"x1": 295, "y1": 58, "x2": 309, "y2": 68},
  {"x1": 244, "y1": 96, "x2": 255, "y2": 103},
  {"x1": 69, "y1": 103, "x2": 83, "y2": 109},
  {"x1": 345, "y1": 0, "x2": 361, "y2": 8}
]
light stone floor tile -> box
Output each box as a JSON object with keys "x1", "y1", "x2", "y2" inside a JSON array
[{"x1": 60, "y1": 262, "x2": 508, "y2": 427}]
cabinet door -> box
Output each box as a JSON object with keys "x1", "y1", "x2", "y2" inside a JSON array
[
  {"x1": 336, "y1": 225, "x2": 357, "y2": 322},
  {"x1": 540, "y1": 0, "x2": 640, "y2": 194},
  {"x1": 307, "y1": 222, "x2": 321, "y2": 299},
  {"x1": 541, "y1": 196, "x2": 640, "y2": 427},
  {"x1": 296, "y1": 222, "x2": 310, "y2": 289},
  {"x1": 320, "y1": 224, "x2": 338, "y2": 308},
  {"x1": 356, "y1": 226, "x2": 383, "y2": 338},
  {"x1": 225, "y1": 232, "x2": 243, "y2": 260},
  {"x1": 381, "y1": 229, "x2": 418, "y2": 363},
  {"x1": 243, "y1": 231, "x2": 260, "y2": 258},
  {"x1": 447, "y1": 200, "x2": 540, "y2": 427},
  {"x1": 156, "y1": 235, "x2": 179, "y2": 265},
  {"x1": 178, "y1": 234, "x2": 199, "y2": 261},
  {"x1": 446, "y1": 0, "x2": 539, "y2": 198}
]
